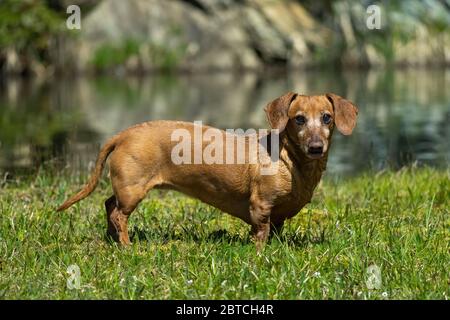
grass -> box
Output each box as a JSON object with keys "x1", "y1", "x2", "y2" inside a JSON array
[{"x1": 0, "y1": 167, "x2": 448, "y2": 299}]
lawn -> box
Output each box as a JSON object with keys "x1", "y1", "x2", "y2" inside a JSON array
[{"x1": 0, "y1": 166, "x2": 448, "y2": 299}]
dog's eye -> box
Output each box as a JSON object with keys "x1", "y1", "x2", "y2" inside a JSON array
[
  {"x1": 322, "y1": 113, "x2": 332, "y2": 125},
  {"x1": 295, "y1": 115, "x2": 306, "y2": 125}
]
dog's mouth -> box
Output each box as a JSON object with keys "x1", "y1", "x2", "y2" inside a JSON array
[
  {"x1": 306, "y1": 151, "x2": 324, "y2": 159},
  {"x1": 306, "y1": 146, "x2": 325, "y2": 159}
]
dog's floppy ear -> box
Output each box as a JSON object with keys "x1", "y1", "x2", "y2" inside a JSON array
[
  {"x1": 264, "y1": 92, "x2": 297, "y2": 132},
  {"x1": 326, "y1": 93, "x2": 358, "y2": 135}
]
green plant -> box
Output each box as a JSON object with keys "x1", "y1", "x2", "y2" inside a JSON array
[{"x1": 0, "y1": 167, "x2": 448, "y2": 299}]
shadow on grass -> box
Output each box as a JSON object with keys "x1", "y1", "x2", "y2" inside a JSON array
[
  {"x1": 129, "y1": 227, "x2": 249, "y2": 245},
  {"x1": 127, "y1": 226, "x2": 327, "y2": 247}
]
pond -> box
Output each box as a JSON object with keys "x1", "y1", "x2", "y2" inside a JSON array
[{"x1": 0, "y1": 68, "x2": 449, "y2": 177}]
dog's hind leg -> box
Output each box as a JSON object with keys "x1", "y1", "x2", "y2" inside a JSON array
[
  {"x1": 108, "y1": 175, "x2": 163, "y2": 245},
  {"x1": 106, "y1": 184, "x2": 147, "y2": 245},
  {"x1": 106, "y1": 148, "x2": 164, "y2": 245},
  {"x1": 104, "y1": 194, "x2": 130, "y2": 244},
  {"x1": 105, "y1": 195, "x2": 120, "y2": 242}
]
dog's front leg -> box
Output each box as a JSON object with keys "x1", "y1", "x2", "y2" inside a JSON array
[{"x1": 249, "y1": 198, "x2": 272, "y2": 251}]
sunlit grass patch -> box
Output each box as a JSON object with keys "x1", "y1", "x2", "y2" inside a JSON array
[{"x1": 0, "y1": 167, "x2": 448, "y2": 299}]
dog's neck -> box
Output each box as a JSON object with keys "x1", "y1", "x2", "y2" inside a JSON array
[{"x1": 280, "y1": 132, "x2": 328, "y2": 193}]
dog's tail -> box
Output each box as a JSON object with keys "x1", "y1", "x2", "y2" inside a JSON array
[{"x1": 56, "y1": 135, "x2": 118, "y2": 212}]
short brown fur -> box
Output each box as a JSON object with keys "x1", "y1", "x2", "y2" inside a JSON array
[{"x1": 57, "y1": 93, "x2": 358, "y2": 248}]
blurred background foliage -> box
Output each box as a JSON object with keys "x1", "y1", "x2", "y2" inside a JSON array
[
  {"x1": 0, "y1": 0, "x2": 64, "y2": 75},
  {"x1": 0, "y1": 0, "x2": 449, "y2": 75}
]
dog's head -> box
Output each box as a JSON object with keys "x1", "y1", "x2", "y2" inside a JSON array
[{"x1": 264, "y1": 92, "x2": 358, "y2": 159}]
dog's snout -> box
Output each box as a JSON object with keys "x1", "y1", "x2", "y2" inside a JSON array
[{"x1": 308, "y1": 141, "x2": 324, "y2": 155}]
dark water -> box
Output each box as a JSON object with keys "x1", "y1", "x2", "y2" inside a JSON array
[{"x1": 0, "y1": 69, "x2": 449, "y2": 177}]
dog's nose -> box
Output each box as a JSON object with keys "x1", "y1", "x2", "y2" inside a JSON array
[{"x1": 308, "y1": 141, "x2": 324, "y2": 154}]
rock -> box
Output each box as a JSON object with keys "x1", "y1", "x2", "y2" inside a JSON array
[
  {"x1": 3, "y1": 0, "x2": 449, "y2": 75},
  {"x1": 331, "y1": 0, "x2": 450, "y2": 68},
  {"x1": 68, "y1": 0, "x2": 330, "y2": 72}
]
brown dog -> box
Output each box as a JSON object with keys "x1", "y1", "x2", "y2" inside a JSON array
[{"x1": 57, "y1": 92, "x2": 358, "y2": 247}]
